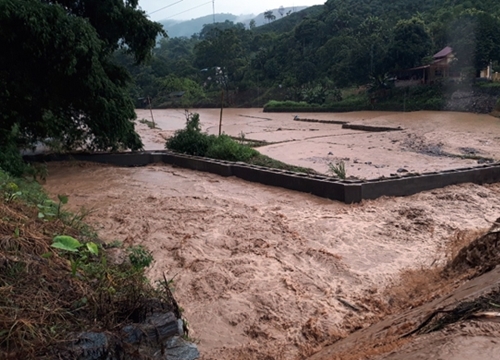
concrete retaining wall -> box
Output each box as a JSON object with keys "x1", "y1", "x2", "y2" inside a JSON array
[{"x1": 24, "y1": 152, "x2": 500, "y2": 204}]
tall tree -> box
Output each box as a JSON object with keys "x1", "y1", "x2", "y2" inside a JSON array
[
  {"x1": 0, "y1": 0, "x2": 164, "y2": 159},
  {"x1": 388, "y1": 18, "x2": 432, "y2": 70},
  {"x1": 449, "y1": 10, "x2": 500, "y2": 74},
  {"x1": 264, "y1": 10, "x2": 276, "y2": 23}
]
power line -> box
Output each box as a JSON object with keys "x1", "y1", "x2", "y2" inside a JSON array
[
  {"x1": 164, "y1": 1, "x2": 213, "y2": 19},
  {"x1": 148, "y1": 0, "x2": 184, "y2": 15}
]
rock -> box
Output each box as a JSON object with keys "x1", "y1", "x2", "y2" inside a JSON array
[
  {"x1": 477, "y1": 192, "x2": 488, "y2": 198},
  {"x1": 477, "y1": 158, "x2": 494, "y2": 164},
  {"x1": 328, "y1": 152, "x2": 333, "y2": 155},
  {"x1": 160, "y1": 336, "x2": 200, "y2": 360},
  {"x1": 122, "y1": 312, "x2": 181, "y2": 345},
  {"x1": 65, "y1": 332, "x2": 111, "y2": 360},
  {"x1": 106, "y1": 248, "x2": 130, "y2": 266},
  {"x1": 397, "y1": 168, "x2": 409, "y2": 173},
  {"x1": 365, "y1": 162, "x2": 372, "y2": 165}
]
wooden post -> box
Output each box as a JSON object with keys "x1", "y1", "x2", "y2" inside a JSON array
[
  {"x1": 147, "y1": 96, "x2": 155, "y2": 128},
  {"x1": 219, "y1": 89, "x2": 224, "y2": 136}
]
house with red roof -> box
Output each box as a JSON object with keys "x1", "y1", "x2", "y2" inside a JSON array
[{"x1": 393, "y1": 46, "x2": 495, "y2": 86}]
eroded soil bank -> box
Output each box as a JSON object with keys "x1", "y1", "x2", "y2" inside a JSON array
[
  {"x1": 136, "y1": 109, "x2": 500, "y2": 179},
  {"x1": 44, "y1": 162, "x2": 500, "y2": 359}
]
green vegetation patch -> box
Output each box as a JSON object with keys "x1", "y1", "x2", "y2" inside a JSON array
[
  {"x1": 0, "y1": 170, "x2": 181, "y2": 358},
  {"x1": 166, "y1": 113, "x2": 315, "y2": 174}
]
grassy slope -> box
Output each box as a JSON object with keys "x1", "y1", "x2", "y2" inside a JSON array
[{"x1": 0, "y1": 170, "x2": 179, "y2": 358}]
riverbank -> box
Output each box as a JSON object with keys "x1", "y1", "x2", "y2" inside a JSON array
[
  {"x1": 263, "y1": 83, "x2": 500, "y2": 115},
  {"x1": 0, "y1": 169, "x2": 196, "y2": 359}
]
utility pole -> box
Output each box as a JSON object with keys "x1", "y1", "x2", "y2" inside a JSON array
[{"x1": 212, "y1": 0, "x2": 215, "y2": 23}]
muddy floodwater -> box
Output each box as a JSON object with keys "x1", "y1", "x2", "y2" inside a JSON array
[
  {"x1": 136, "y1": 108, "x2": 500, "y2": 179},
  {"x1": 44, "y1": 160, "x2": 500, "y2": 359}
]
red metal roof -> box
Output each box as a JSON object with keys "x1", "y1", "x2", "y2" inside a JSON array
[{"x1": 433, "y1": 46, "x2": 452, "y2": 59}]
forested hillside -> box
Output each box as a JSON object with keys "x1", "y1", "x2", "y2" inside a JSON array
[{"x1": 121, "y1": 0, "x2": 500, "y2": 109}]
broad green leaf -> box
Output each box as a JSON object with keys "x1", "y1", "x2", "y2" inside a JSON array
[
  {"x1": 38, "y1": 212, "x2": 45, "y2": 218},
  {"x1": 52, "y1": 235, "x2": 82, "y2": 252},
  {"x1": 58, "y1": 194, "x2": 69, "y2": 204},
  {"x1": 86, "y1": 242, "x2": 99, "y2": 255}
]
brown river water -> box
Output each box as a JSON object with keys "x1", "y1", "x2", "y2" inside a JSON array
[
  {"x1": 136, "y1": 108, "x2": 500, "y2": 179},
  {"x1": 43, "y1": 110, "x2": 500, "y2": 359}
]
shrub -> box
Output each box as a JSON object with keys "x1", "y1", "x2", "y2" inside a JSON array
[
  {"x1": 165, "y1": 112, "x2": 314, "y2": 174},
  {"x1": 264, "y1": 100, "x2": 312, "y2": 109},
  {"x1": 165, "y1": 113, "x2": 213, "y2": 156},
  {"x1": 0, "y1": 124, "x2": 28, "y2": 176},
  {"x1": 205, "y1": 135, "x2": 258, "y2": 162}
]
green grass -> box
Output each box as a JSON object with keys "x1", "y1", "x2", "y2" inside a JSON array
[
  {"x1": 0, "y1": 169, "x2": 183, "y2": 357},
  {"x1": 264, "y1": 85, "x2": 448, "y2": 113},
  {"x1": 248, "y1": 154, "x2": 315, "y2": 173}
]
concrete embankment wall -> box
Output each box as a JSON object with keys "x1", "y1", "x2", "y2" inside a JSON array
[{"x1": 25, "y1": 152, "x2": 500, "y2": 204}]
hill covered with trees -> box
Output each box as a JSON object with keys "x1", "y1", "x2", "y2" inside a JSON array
[{"x1": 121, "y1": 0, "x2": 500, "y2": 109}]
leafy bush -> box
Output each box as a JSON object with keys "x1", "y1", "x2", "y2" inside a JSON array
[
  {"x1": 0, "y1": 124, "x2": 28, "y2": 176},
  {"x1": 205, "y1": 135, "x2": 258, "y2": 162},
  {"x1": 166, "y1": 112, "x2": 315, "y2": 174},
  {"x1": 264, "y1": 100, "x2": 313, "y2": 109},
  {"x1": 166, "y1": 113, "x2": 258, "y2": 161},
  {"x1": 165, "y1": 113, "x2": 214, "y2": 156}
]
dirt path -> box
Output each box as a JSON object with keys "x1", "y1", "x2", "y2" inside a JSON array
[{"x1": 43, "y1": 162, "x2": 500, "y2": 359}]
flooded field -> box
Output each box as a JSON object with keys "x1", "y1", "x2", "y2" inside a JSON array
[
  {"x1": 40, "y1": 109, "x2": 500, "y2": 359},
  {"x1": 136, "y1": 108, "x2": 500, "y2": 179},
  {"x1": 44, "y1": 161, "x2": 500, "y2": 359}
]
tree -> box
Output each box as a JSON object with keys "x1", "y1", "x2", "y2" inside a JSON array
[
  {"x1": 388, "y1": 18, "x2": 432, "y2": 70},
  {"x1": 194, "y1": 28, "x2": 246, "y2": 91},
  {"x1": 264, "y1": 10, "x2": 276, "y2": 23},
  {"x1": 449, "y1": 10, "x2": 500, "y2": 75},
  {"x1": 278, "y1": 6, "x2": 285, "y2": 17},
  {"x1": 0, "y1": 0, "x2": 164, "y2": 162},
  {"x1": 249, "y1": 19, "x2": 256, "y2": 30}
]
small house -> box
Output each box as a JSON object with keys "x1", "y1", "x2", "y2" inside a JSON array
[{"x1": 393, "y1": 46, "x2": 493, "y2": 86}]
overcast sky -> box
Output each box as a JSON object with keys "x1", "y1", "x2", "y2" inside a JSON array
[{"x1": 140, "y1": 0, "x2": 325, "y2": 21}]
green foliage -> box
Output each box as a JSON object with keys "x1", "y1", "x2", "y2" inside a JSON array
[
  {"x1": 165, "y1": 113, "x2": 314, "y2": 173},
  {"x1": 264, "y1": 100, "x2": 312, "y2": 109},
  {"x1": 0, "y1": 124, "x2": 29, "y2": 177},
  {"x1": 166, "y1": 113, "x2": 213, "y2": 156},
  {"x1": 388, "y1": 18, "x2": 432, "y2": 70},
  {"x1": 328, "y1": 161, "x2": 347, "y2": 179},
  {"x1": 205, "y1": 135, "x2": 258, "y2": 162},
  {"x1": 119, "y1": 0, "x2": 500, "y2": 110},
  {"x1": 166, "y1": 113, "x2": 257, "y2": 161},
  {"x1": 127, "y1": 245, "x2": 154, "y2": 270},
  {"x1": 51, "y1": 236, "x2": 83, "y2": 252},
  {"x1": 448, "y1": 10, "x2": 500, "y2": 73},
  {"x1": 0, "y1": 0, "x2": 164, "y2": 154}
]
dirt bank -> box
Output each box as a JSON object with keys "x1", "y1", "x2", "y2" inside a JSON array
[
  {"x1": 136, "y1": 109, "x2": 500, "y2": 179},
  {"x1": 44, "y1": 162, "x2": 500, "y2": 359}
]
